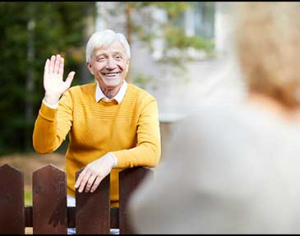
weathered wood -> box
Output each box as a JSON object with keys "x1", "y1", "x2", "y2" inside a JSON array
[
  {"x1": 32, "y1": 164, "x2": 67, "y2": 234},
  {"x1": 67, "y1": 206, "x2": 76, "y2": 228},
  {"x1": 25, "y1": 206, "x2": 32, "y2": 228},
  {"x1": 0, "y1": 164, "x2": 24, "y2": 234},
  {"x1": 119, "y1": 167, "x2": 153, "y2": 234},
  {"x1": 69, "y1": 207, "x2": 118, "y2": 229},
  {"x1": 25, "y1": 206, "x2": 119, "y2": 228},
  {"x1": 0, "y1": 164, "x2": 150, "y2": 234},
  {"x1": 110, "y1": 207, "x2": 119, "y2": 229},
  {"x1": 75, "y1": 169, "x2": 110, "y2": 234}
]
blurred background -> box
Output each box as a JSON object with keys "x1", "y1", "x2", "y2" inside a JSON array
[{"x1": 0, "y1": 2, "x2": 246, "y2": 158}]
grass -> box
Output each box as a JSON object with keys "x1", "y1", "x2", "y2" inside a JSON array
[{"x1": 24, "y1": 189, "x2": 32, "y2": 206}]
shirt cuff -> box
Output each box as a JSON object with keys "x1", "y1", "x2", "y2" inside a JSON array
[
  {"x1": 108, "y1": 152, "x2": 118, "y2": 167},
  {"x1": 42, "y1": 98, "x2": 59, "y2": 109}
]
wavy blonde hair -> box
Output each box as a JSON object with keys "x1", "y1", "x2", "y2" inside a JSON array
[{"x1": 234, "y1": 3, "x2": 300, "y2": 107}]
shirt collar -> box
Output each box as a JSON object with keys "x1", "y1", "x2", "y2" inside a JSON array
[{"x1": 95, "y1": 80, "x2": 127, "y2": 104}]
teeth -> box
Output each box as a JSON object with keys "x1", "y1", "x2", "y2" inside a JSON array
[{"x1": 105, "y1": 72, "x2": 119, "y2": 76}]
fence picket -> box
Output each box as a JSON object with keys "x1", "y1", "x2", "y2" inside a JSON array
[
  {"x1": 32, "y1": 164, "x2": 67, "y2": 234},
  {"x1": 0, "y1": 164, "x2": 24, "y2": 234},
  {"x1": 119, "y1": 167, "x2": 153, "y2": 234},
  {"x1": 75, "y1": 169, "x2": 110, "y2": 234},
  {"x1": 0, "y1": 164, "x2": 152, "y2": 234}
]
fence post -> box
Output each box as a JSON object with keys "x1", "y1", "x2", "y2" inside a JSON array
[
  {"x1": 32, "y1": 164, "x2": 67, "y2": 234},
  {"x1": 0, "y1": 164, "x2": 24, "y2": 234},
  {"x1": 75, "y1": 169, "x2": 110, "y2": 234},
  {"x1": 119, "y1": 167, "x2": 153, "y2": 234},
  {"x1": 0, "y1": 164, "x2": 153, "y2": 234}
]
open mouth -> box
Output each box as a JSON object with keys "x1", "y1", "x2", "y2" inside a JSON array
[{"x1": 102, "y1": 72, "x2": 121, "y2": 78}]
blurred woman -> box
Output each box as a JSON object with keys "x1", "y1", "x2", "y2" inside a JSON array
[{"x1": 128, "y1": 3, "x2": 300, "y2": 234}]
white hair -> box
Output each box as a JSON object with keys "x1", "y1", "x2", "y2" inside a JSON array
[{"x1": 85, "y1": 29, "x2": 131, "y2": 63}]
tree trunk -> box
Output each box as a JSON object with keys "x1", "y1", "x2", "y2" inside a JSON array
[
  {"x1": 80, "y1": 3, "x2": 96, "y2": 84},
  {"x1": 26, "y1": 3, "x2": 35, "y2": 152}
]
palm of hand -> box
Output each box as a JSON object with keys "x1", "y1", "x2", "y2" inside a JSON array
[{"x1": 43, "y1": 54, "x2": 75, "y2": 102}]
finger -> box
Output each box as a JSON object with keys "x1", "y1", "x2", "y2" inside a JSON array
[
  {"x1": 54, "y1": 54, "x2": 61, "y2": 74},
  {"x1": 49, "y1": 55, "x2": 55, "y2": 73},
  {"x1": 78, "y1": 171, "x2": 92, "y2": 193},
  {"x1": 44, "y1": 59, "x2": 50, "y2": 76},
  {"x1": 85, "y1": 174, "x2": 97, "y2": 193},
  {"x1": 75, "y1": 168, "x2": 87, "y2": 189},
  {"x1": 65, "y1": 71, "x2": 75, "y2": 88},
  {"x1": 90, "y1": 176, "x2": 102, "y2": 193},
  {"x1": 58, "y1": 57, "x2": 64, "y2": 76}
]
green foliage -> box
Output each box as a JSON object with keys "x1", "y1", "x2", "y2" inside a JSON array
[
  {"x1": 122, "y1": 2, "x2": 216, "y2": 85},
  {"x1": 0, "y1": 2, "x2": 95, "y2": 155},
  {"x1": 133, "y1": 73, "x2": 157, "y2": 91},
  {"x1": 130, "y1": 2, "x2": 214, "y2": 51},
  {"x1": 24, "y1": 189, "x2": 32, "y2": 206},
  {"x1": 164, "y1": 26, "x2": 213, "y2": 51}
]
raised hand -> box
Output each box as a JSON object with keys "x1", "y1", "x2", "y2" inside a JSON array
[{"x1": 43, "y1": 54, "x2": 75, "y2": 105}]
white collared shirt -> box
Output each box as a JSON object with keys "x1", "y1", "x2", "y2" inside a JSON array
[
  {"x1": 95, "y1": 80, "x2": 127, "y2": 104},
  {"x1": 94, "y1": 80, "x2": 127, "y2": 167}
]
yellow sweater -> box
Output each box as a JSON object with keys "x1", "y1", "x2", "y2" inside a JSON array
[{"x1": 33, "y1": 83, "x2": 161, "y2": 207}]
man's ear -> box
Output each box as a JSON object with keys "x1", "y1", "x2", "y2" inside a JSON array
[{"x1": 86, "y1": 62, "x2": 94, "y2": 75}]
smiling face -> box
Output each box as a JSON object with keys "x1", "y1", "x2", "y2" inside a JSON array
[{"x1": 87, "y1": 40, "x2": 129, "y2": 92}]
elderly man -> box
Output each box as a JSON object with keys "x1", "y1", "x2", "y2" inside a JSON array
[{"x1": 32, "y1": 29, "x2": 161, "y2": 233}]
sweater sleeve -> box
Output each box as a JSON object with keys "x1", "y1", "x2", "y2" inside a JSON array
[
  {"x1": 112, "y1": 97, "x2": 161, "y2": 168},
  {"x1": 32, "y1": 91, "x2": 73, "y2": 153}
]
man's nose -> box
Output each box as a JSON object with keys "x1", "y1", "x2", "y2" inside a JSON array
[{"x1": 106, "y1": 58, "x2": 117, "y2": 69}]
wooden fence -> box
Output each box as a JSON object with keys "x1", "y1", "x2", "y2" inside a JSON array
[{"x1": 0, "y1": 164, "x2": 152, "y2": 234}]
